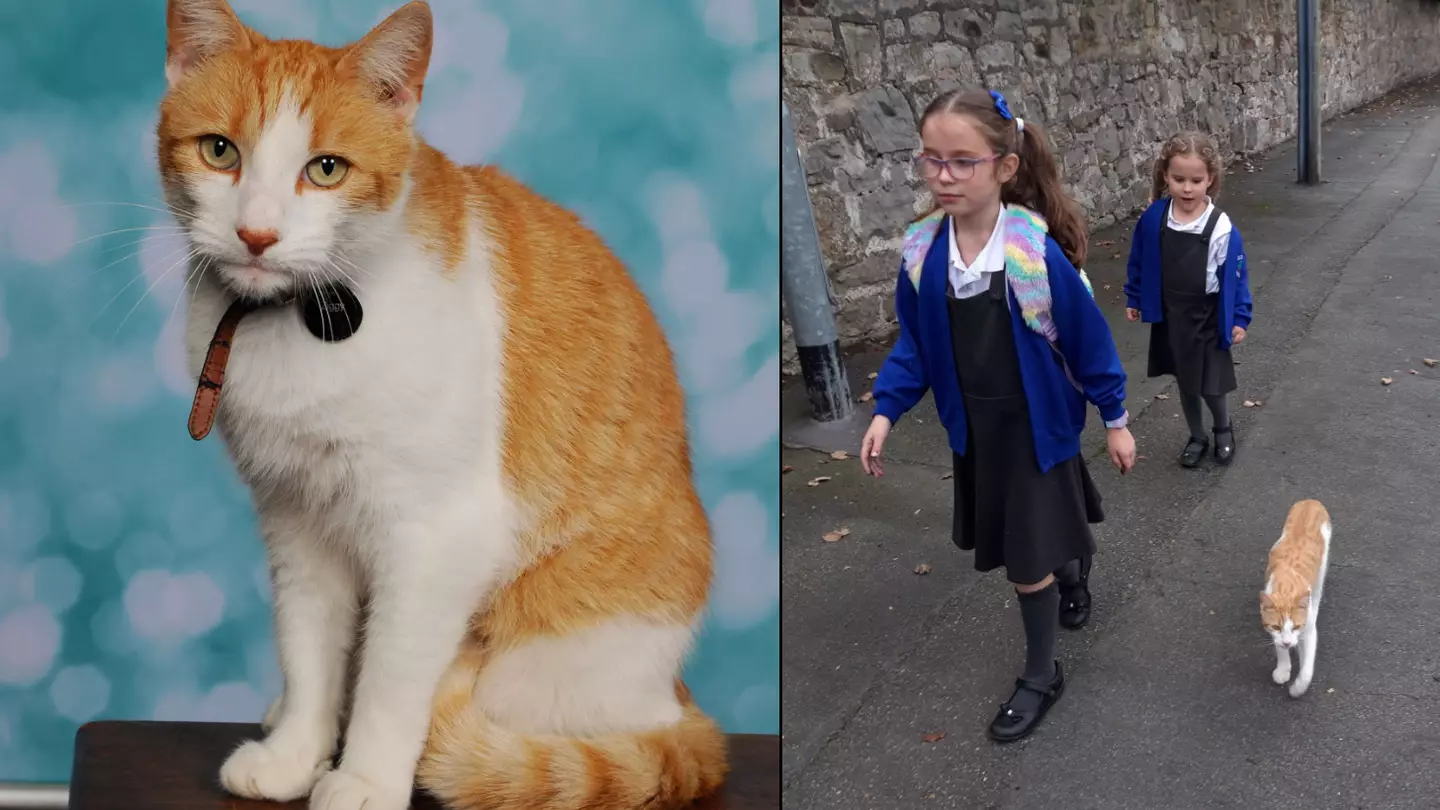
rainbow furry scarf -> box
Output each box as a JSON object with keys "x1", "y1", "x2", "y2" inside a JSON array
[{"x1": 900, "y1": 204, "x2": 1094, "y2": 343}]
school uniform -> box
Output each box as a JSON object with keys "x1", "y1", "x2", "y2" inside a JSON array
[
  {"x1": 874, "y1": 206, "x2": 1127, "y2": 586},
  {"x1": 1125, "y1": 197, "x2": 1252, "y2": 395}
]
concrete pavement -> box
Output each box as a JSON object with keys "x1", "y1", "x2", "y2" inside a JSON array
[{"x1": 781, "y1": 78, "x2": 1440, "y2": 809}]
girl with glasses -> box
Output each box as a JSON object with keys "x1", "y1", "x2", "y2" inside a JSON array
[{"x1": 861, "y1": 89, "x2": 1135, "y2": 743}]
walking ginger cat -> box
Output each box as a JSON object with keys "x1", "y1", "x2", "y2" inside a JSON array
[
  {"x1": 159, "y1": 1, "x2": 728, "y2": 808},
  {"x1": 1260, "y1": 499, "x2": 1332, "y2": 699}
]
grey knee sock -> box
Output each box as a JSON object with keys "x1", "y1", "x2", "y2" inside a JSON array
[
  {"x1": 1204, "y1": 394, "x2": 1231, "y2": 431},
  {"x1": 1018, "y1": 583, "x2": 1059, "y2": 683},
  {"x1": 1180, "y1": 393, "x2": 1207, "y2": 441},
  {"x1": 1009, "y1": 583, "x2": 1060, "y2": 712}
]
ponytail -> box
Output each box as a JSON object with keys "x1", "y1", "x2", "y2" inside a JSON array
[{"x1": 1001, "y1": 117, "x2": 1088, "y2": 268}]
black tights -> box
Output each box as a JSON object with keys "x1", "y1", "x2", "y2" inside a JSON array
[{"x1": 1180, "y1": 393, "x2": 1230, "y2": 442}]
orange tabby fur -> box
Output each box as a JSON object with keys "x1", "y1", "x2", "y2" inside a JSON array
[
  {"x1": 1260, "y1": 499, "x2": 1329, "y2": 632},
  {"x1": 159, "y1": 2, "x2": 727, "y2": 807}
]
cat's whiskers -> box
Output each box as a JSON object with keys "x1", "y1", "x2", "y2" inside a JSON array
[
  {"x1": 64, "y1": 233, "x2": 190, "y2": 297},
  {"x1": 98, "y1": 229, "x2": 193, "y2": 256},
  {"x1": 305, "y1": 273, "x2": 335, "y2": 342},
  {"x1": 64, "y1": 200, "x2": 199, "y2": 223},
  {"x1": 330, "y1": 251, "x2": 373, "y2": 280},
  {"x1": 112, "y1": 245, "x2": 204, "y2": 338},
  {"x1": 88, "y1": 241, "x2": 194, "y2": 325},
  {"x1": 164, "y1": 254, "x2": 215, "y2": 338},
  {"x1": 67, "y1": 224, "x2": 189, "y2": 256},
  {"x1": 319, "y1": 260, "x2": 361, "y2": 338}
]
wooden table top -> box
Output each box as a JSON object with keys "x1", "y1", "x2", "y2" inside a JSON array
[{"x1": 69, "y1": 721, "x2": 778, "y2": 809}]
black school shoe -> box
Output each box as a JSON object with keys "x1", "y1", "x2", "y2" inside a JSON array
[
  {"x1": 1179, "y1": 436, "x2": 1209, "y2": 468},
  {"x1": 988, "y1": 661, "x2": 1065, "y2": 743},
  {"x1": 1058, "y1": 560, "x2": 1092, "y2": 630},
  {"x1": 1213, "y1": 426, "x2": 1236, "y2": 465}
]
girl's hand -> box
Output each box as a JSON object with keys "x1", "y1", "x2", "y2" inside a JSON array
[
  {"x1": 860, "y1": 415, "x2": 892, "y2": 477},
  {"x1": 1107, "y1": 427, "x2": 1137, "y2": 475},
  {"x1": 1125, "y1": 308, "x2": 1140, "y2": 322},
  {"x1": 1232, "y1": 326, "x2": 1247, "y2": 344}
]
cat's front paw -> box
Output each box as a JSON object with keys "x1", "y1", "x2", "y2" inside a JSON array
[
  {"x1": 1271, "y1": 665, "x2": 1291, "y2": 685},
  {"x1": 220, "y1": 739, "x2": 331, "y2": 802},
  {"x1": 310, "y1": 769, "x2": 411, "y2": 810},
  {"x1": 1288, "y1": 678, "x2": 1311, "y2": 698}
]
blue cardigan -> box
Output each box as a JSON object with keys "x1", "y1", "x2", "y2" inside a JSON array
[
  {"x1": 1123, "y1": 198, "x2": 1254, "y2": 348},
  {"x1": 871, "y1": 224, "x2": 1127, "y2": 473}
]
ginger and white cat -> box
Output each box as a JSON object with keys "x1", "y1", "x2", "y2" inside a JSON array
[
  {"x1": 1260, "y1": 499, "x2": 1332, "y2": 699},
  {"x1": 158, "y1": 1, "x2": 728, "y2": 808}
]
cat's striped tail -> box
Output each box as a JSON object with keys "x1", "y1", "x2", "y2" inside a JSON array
[{"x1": 417, "y1": 675, "x2": 729, "y2": 810}]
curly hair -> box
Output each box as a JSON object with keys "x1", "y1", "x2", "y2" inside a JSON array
[
  {"x1": 1150, "y1": 132, "x2": 1223, "y2": 203},
  {"x1": 916, "y1": 89, "x2": 1089, "y2": 268}
]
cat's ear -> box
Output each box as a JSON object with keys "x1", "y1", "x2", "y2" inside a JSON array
[
  {"x1": 339, "y1": 1, "x2": 434, "y2": 123},
  {"x1": 165, "y1": 0, "x2": 252, "y2": 88},
  {"x1": 1258, "y1": 591, "x2": 1272, "y2": 607},
  {"x1": 1296, "y1": 593, "x2": 1311, "y2": 610}
]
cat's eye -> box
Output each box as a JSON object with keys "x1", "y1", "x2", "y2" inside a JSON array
[
  {"x1": 305, "y1": 155, "x2": 350, "y2": 188},
  {"x1": 197, "y1": 135, "x2": 240, "y2": 171}
]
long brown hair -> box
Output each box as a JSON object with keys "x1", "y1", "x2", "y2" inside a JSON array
[
  {"x1": 916, "y1": 89, "x2": 1089, "y2": 268},
  {"x1": 1150, "y1": 132, "x2": 1223, "y2": 202}
]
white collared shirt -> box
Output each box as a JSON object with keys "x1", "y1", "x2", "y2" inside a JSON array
[
  {"x1": 947, "y1": 207, "x2": 1006, "y2": 299},
  {"x1": 1165, "y1": 196, "x2": 1232, "y2": 294}
]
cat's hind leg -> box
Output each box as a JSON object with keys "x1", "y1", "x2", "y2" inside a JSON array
[
  {"x1": 1272, "y1": 641, "x2": 1292, "y2": 685},
  {"x1": 1290, "y1": 625, "x2": 1318, "y2": 697}
]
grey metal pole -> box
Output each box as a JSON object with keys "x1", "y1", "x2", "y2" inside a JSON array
[
  {"x1": 1297, "y1": 0, "x2": 1320, "y2": 184},
  {"x1": 781, "y1": 101, "x2": 854, "y2": 423}
]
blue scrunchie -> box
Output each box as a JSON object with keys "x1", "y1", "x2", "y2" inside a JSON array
[{"x1": 989, "y1": 90, "x2": 1013, "y2": 121}]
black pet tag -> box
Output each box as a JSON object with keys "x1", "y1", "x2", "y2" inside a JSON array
[{"x1": 302, "y1": 283, "x2": 363, "y2": 342}]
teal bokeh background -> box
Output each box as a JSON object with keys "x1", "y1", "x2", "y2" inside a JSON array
[{"x1": 0, "y1": 0, "x2": 779, "y2": 782}]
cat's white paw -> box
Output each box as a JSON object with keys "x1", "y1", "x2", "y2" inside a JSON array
[
  {"x1": 1289, "y1": 679, "x2": 1311, "y2": 698},
  {"x1": 220, "y1": 739, "x2": 331, "y2": 802},
  {"x1": 1272, "y1": 665, "x2": 1291, "y2": 685},
  {"x1": 310, "y1": 769, "x2": 411, "y2": 810}
]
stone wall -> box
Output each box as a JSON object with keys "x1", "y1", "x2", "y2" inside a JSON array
[{"x1": 781, "y1": 0, "x2": 1440, "y2": 373}]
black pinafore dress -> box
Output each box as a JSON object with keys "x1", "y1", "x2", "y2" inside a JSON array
[
  {"x1": 948, "y1": 270, "x2": 1103, "y2": 586},
  {"x1": 1145, "y1": 206, "x2": 1238, "y2": 396}
]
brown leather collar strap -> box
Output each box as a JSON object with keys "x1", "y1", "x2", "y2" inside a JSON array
[{"x1": 188, "y1": 299, "x2": 257, "y2": 441}]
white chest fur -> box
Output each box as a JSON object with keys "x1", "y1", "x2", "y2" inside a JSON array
[{"x1": 182, "y1": 233, "x2": 509, "y2": 538}]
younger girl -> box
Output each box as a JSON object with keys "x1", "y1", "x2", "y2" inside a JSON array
[
  {"x1": 1124, "y1": 132, "x2": 1254, "y2": 467},
  {"x1": 860, "y1": 89, "x2": 1135, "y2": 744}
]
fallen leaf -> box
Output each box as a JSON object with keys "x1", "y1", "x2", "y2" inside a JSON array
[
  {"x1": 807, "y1": 476, "x2": 832, "y2": 487},
  {"x1": 921, "y1": 732, "x2": 945, "y2": 743},
  {"x1": 782, "y1": 465, "x2": 794, "y2": 474},
  {"x1": 940, "y1": 472, "x2": 954, "y2": 480},
  {"x1": 1411, "y1": 369, "x2": 1419, "y2": 375},
  {"x1": 1327, "y1": 687, "x2": 1335, "y2": 694},
  {"x1": 1155, "y1": 393, "x2": 1170, "y2": 400},
  {"x1": 1111, "y1": 252, "x2": 1121, "y2": 259},
  {"x1": 1382, "y1": 377, "x2": 1394, "y2": 386},
  {"x1": 1096, "y1": 239, "x2": 1114, "y2": 247},
  {"x1": 914, "y1": 563, "x2": 932, "y2": 575},
  {"x1": 868, "y1": 371, "x2": 879, "y2": 379},
  {"x1": 830, "y1": 451, "x2": 849, "y2": 460},
  {"x1": 858, "y1": 391, "x2": 874, "y2": 402},
  {"x1": 1425, "y1": 358, "x2": 1438, "y2": 368},
  {"x1": 821, "y1": 527, "x2": 851, "y2": 543},
  {"x1": 1243, "y1": 400, "x2": 1257, "y2": 408}
]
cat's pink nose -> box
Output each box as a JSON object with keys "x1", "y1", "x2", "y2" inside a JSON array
[{"x1": 236, "y1": 228, "x2": 280, "y2": 256}]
